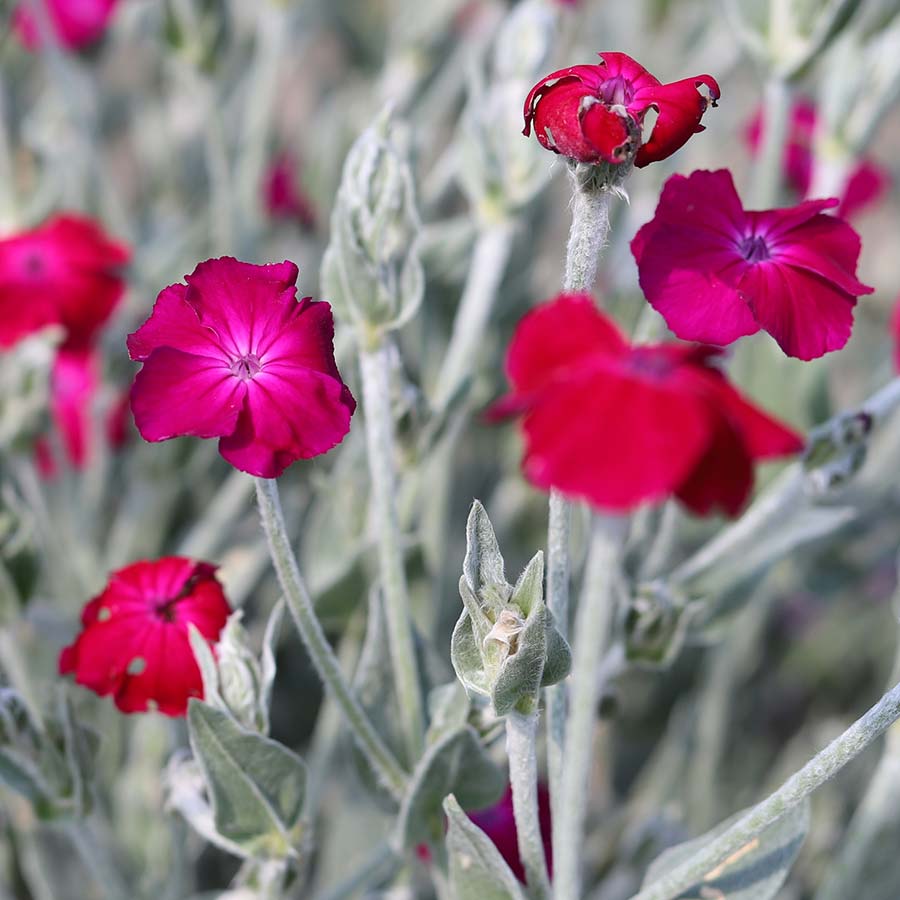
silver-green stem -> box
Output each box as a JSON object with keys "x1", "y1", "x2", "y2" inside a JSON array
[
  {"x1": 750, "y1": 77, "x2": 792, "y2": 209},
  {"x1": 554, "y1": 516, "x2": 628, "y2": 900},
  {"x1": 254, "y1": 477, "x2": 408, "y2": 799},
  {"x1": 358, "y1": 342, "x2": 426, "y2": 764},
  {"x1": 630, "y1": 676, "x2": 900, "y2": 900},
  {"x1": 547, "y1": 167, "x2": 617, "y2": 886},
  {"x1": 507, "y1": 711, "x2": 552, "y2": 900},
  {"x1": 562, "y1": 167, "x2": 612, "y2": 292},
  {"x1": 433, "y1": 218, "x2": 516, "y2": 413},
  {"x1": 545, "y1": 489, "x2": 571, "y2": 831}
]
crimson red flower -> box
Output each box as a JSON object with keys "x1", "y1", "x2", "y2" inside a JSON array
[
  {"x1": 469, "y1": 784, "x2": 553, "y2": 882},
  {"x1": 489, "y1": 294, "x2": 803, "y2": 517},
  {"x1": 59, "y1": 558, "x2": 231, "y2": 716},
  {"x1": 128, "y1": 257, "x2": 355, "y2": 478},
  {"x1": 13, "y1": 0, "x2": 119, "y2": 51},
  {"x1": 0, "y1": 214, "x2": 129, "y2": 466},
  {"x1": 746, "y1": 98, "x2": 889, "y2": 220},
  {"x1": 631, "y1": 169, "x2": 874, "y2": 361},
  {"x1": 263, "y1": 153, "x2": 317, "y2": 230},
  {"x1": 523, "y1": 52, "x2": 719, "y2": 167}
]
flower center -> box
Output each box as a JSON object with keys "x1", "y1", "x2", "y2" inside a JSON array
[
  {"x1": 598, "y1": 75, "x2": 633, "y2": 108},
  {"x1": 739, "y1": 234, "x2": 770, "y2": 263},
  {"x1": 626, "y1": 348, "x2": 674, "y2": 380},
  {"x1": 230, "y1": 353, "x2": 262, "y2": 381},
  {"x1": 23, "y1": 253, "x2": 45, "y2": 278},
  {"x1": 153, "y1": 598, "x2": 179, "y2": 623}
]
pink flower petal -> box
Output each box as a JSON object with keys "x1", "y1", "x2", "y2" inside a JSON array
[
  {"x1": 633, "y1": 75, "x2": 720, "y2": 168},
  {"x1": 218, "y1": 367, "x2": 354, "y2": 478},
  {"x1": 127, "y1": 284, "x2": 223, "y2": 361},
  {"x1": 50, "y1": 346, "x2": 99, "y2": 468},
  {"x1": 740, "y1": 261, "x2": 857, "y2": 360},
  {"x1": 131, "y1": 347, "x2": 246, "y2": 441}
]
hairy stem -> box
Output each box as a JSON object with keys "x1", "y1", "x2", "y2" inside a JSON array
[
  {"x1": 750, "y1": 77, "x2": 792, "y2": 209},
  {"x1": 554, "y1": 516, "x2": 628, "y2": 900},
  {"x1": 507, "y1": 711, "x2": 552, "y2": 900},
  {"x1": 359, "y1": 342, "x2": 426, "y2": 764},
  {"x1": 545, "y1": 490, "x2": 571, "y2": 832},
  {"x1": 254, "y1": 477, "x2": 407, "y2": 798},
  {"x1": 433, "y1": 218, "x2": 516, "y2": 413},
  {"x1": 562, "y1": 167, "x2": 613, "y2": 292},
  {"x1": 630, "y1": 676, "x2": 900, "y2": 900}
]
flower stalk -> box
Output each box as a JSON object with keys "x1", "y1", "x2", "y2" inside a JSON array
[
  {"x1": 553, "y1": 515, "x2": 628, "y2": 900},
  {"x1": 506, "y1": 710, "x2": 552, "y2": 900},
  {"x1": 750, "y1": 77, "x2": 792, "y2": 208},
  {"x1": 358, "y1": 341, "x2": 426, "y2": 764},
  {"x1": 630, "y1": 675, "x2": 900, "y2": 900},
  {"x1": 254, "y1": 476, "x2": 408, "y2": 799}
]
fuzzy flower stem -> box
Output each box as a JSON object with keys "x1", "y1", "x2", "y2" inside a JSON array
[
  {"x1": 254, "y1": 477, "x2": 408, "y2": 799},
  {"x1": 359, "y1": 341, "x2": 426, "y2": 764},
  {"x1": 433, "y1": 218, "x2": 516, "y2": 412},
  {"x1": 554, "y1": 516, "x2": 628, "y2": 900},
  {"x1": 545, "y1": 489, "x2": 571, "y2": 829},
  {"x1": 547, "y1": 162, "x2": 616, "y2": 872},
  {"x1": 507, "y1": 711, "x2": 552, "y2": 900},
  {"x1": 562, "y1": 166, "x2": 613, "y2": 292},
  {"x1": 750, "y1": 77, "x2": 792, "y2": 209},
  {"x1": 630, "y1": 676, "x2": 900, "y2": 900}
]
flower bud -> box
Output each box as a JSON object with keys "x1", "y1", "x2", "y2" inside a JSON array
[
  {"x1": 321, "y1": 109, "x2": 423, "y2": 337},
  {"x1": 451, "y1": 501, "x2": 571, "y2": 716},
  {"x1": 624, "y1": 581, "x2": 694, "y2": 669}
]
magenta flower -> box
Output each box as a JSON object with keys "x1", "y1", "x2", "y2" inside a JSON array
[
  {"x1": 523, "y1": 52, "x2": 720, "y2": 168},
  {"x1": 128, "y1": 257, "x2": 355, "y2": 478},
  {"x1": 13, "y1": 0, "x2": 119, "y2": 51},
  {"x1": 631, "y1": 169, "x2": 874, "y2": 361},
  {"x1": 745, "y1": 98, "x2": 889, "y2": 220}
]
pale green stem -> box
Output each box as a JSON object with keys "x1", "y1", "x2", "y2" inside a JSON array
[
  {"x1": 313, "y1": 842, "x2": 399, "y2": 900},
  {"x1": 547, "y1": 166, "x2": 617, "y2": 882},
  {"x1": 254, "y1": 477, "x2": 408, "y2": 798},
  {"x1": 432, "y1": 218, "x2": 516, "y2": 413},
  {"x1": 177, "y1": 469, "x2": 256, "y2": 559},
  {"x1": 562, "y1": 167, "x2": 612, "y2": 292},
  {"x1": 750, "y1": 77, "x2": 792, "y2": 209},
  {"x1": 358, "y1": 343, "x2": 426, "y2": 764},
  {"x1": 0, "y1": 629, "x2": 42, "y2": 730},
  {"x1": 554, "y1": 516, "x2": 628, "y2": 900},
  {"x1": 629, "y1": 676, "x2": 900, "y2": 900},
  {"x1": 507, "y1": 711, "x2": 552, "y2": 900},
  {"x1": 59, "y1": 820, "x2": 130, "y2": 900},
  {"x1": 545, "y1": 490, "x2": 571, "y2": 832}
]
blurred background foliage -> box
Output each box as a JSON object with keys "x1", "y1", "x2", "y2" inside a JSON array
[{"x1": 1, "y1": 0, "x2": 900, "y2": 897}]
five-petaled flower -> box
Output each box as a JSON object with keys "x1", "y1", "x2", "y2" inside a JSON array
[
  {"x1": 631, "y1": 169, "x2": 874, "y2": 361},
  {"x1": 59, "y1": 557, "x2": 232, "y2": 716},
  {"x1": 0, "y1": 213, "x2": 130, "y2": 466},
  {"x1": 13, "y1": 0, "x2": 120, "y2": 51},
  {"x1": 746, "y1": 98, "x2": 889, "y2": 221},
  {"x1": 489, "y1": 294, "x2": 803, "y2": 517},
  {"x1": 128, "y1": 256, "x2": 356, "y2": 478},
  {"x1": 523, "y1": 52, "x2": 720, "y2": 168}
]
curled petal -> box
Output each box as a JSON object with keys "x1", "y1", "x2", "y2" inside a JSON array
[{"x1": 633, "y1": 74, "x2": 721, "y2": 167}]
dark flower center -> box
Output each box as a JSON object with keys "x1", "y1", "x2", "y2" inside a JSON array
[
  {"x1": 23, "y1": 253, "x2": 45, "y2": 277},
  {"x1": 739, "y1": 234, "x2": 770, "y2": 263},
  {"x1": 598, "y1": 75, "x2": 634, "y2": 108},
  {"x1": 626, "y1": 348, "x2": 674, "y2": 380},
  {"x1": 152, "y1": 572, "x2": 203, "y2": 623},
  {"x1": 230, "y1": 353, "x2": 262, "y2": 381}
]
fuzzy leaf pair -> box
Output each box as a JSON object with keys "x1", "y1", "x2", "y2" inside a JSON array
[{"x1": 451, "y1": 500, "x2": 571, "y2": 715}]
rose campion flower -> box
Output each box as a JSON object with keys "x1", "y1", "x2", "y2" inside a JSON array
[
  {"x1": 0, "y1": 213, "x2": 130, "y2": 466},
  {"x1": 60, "y1": 558, "x2": 232, "y2": 716},
  {"x1": 746, "y1": 98, "x2": 889, "y2": 220},
  {"x1": 469, "y1": 784, "x2": 553, "y2": 882},
  {"x1": 13, "y1": 0, "x2": 119, "y2": 51},
  {"x1": 631, "y1": 169, "x2": 874, "y2": 361},
  {"x1": 523, "y1": 52, "x2": 719, "y2": 167},
  {"x1": 128, "y1": 257, "x2": 355, "y2": 478},
  {"x1": 489, "y1": 293, "x2": 803, "y2": 517},
  {"x1": 263, "y1": 153, "x2": 317, "y2": 230}
]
